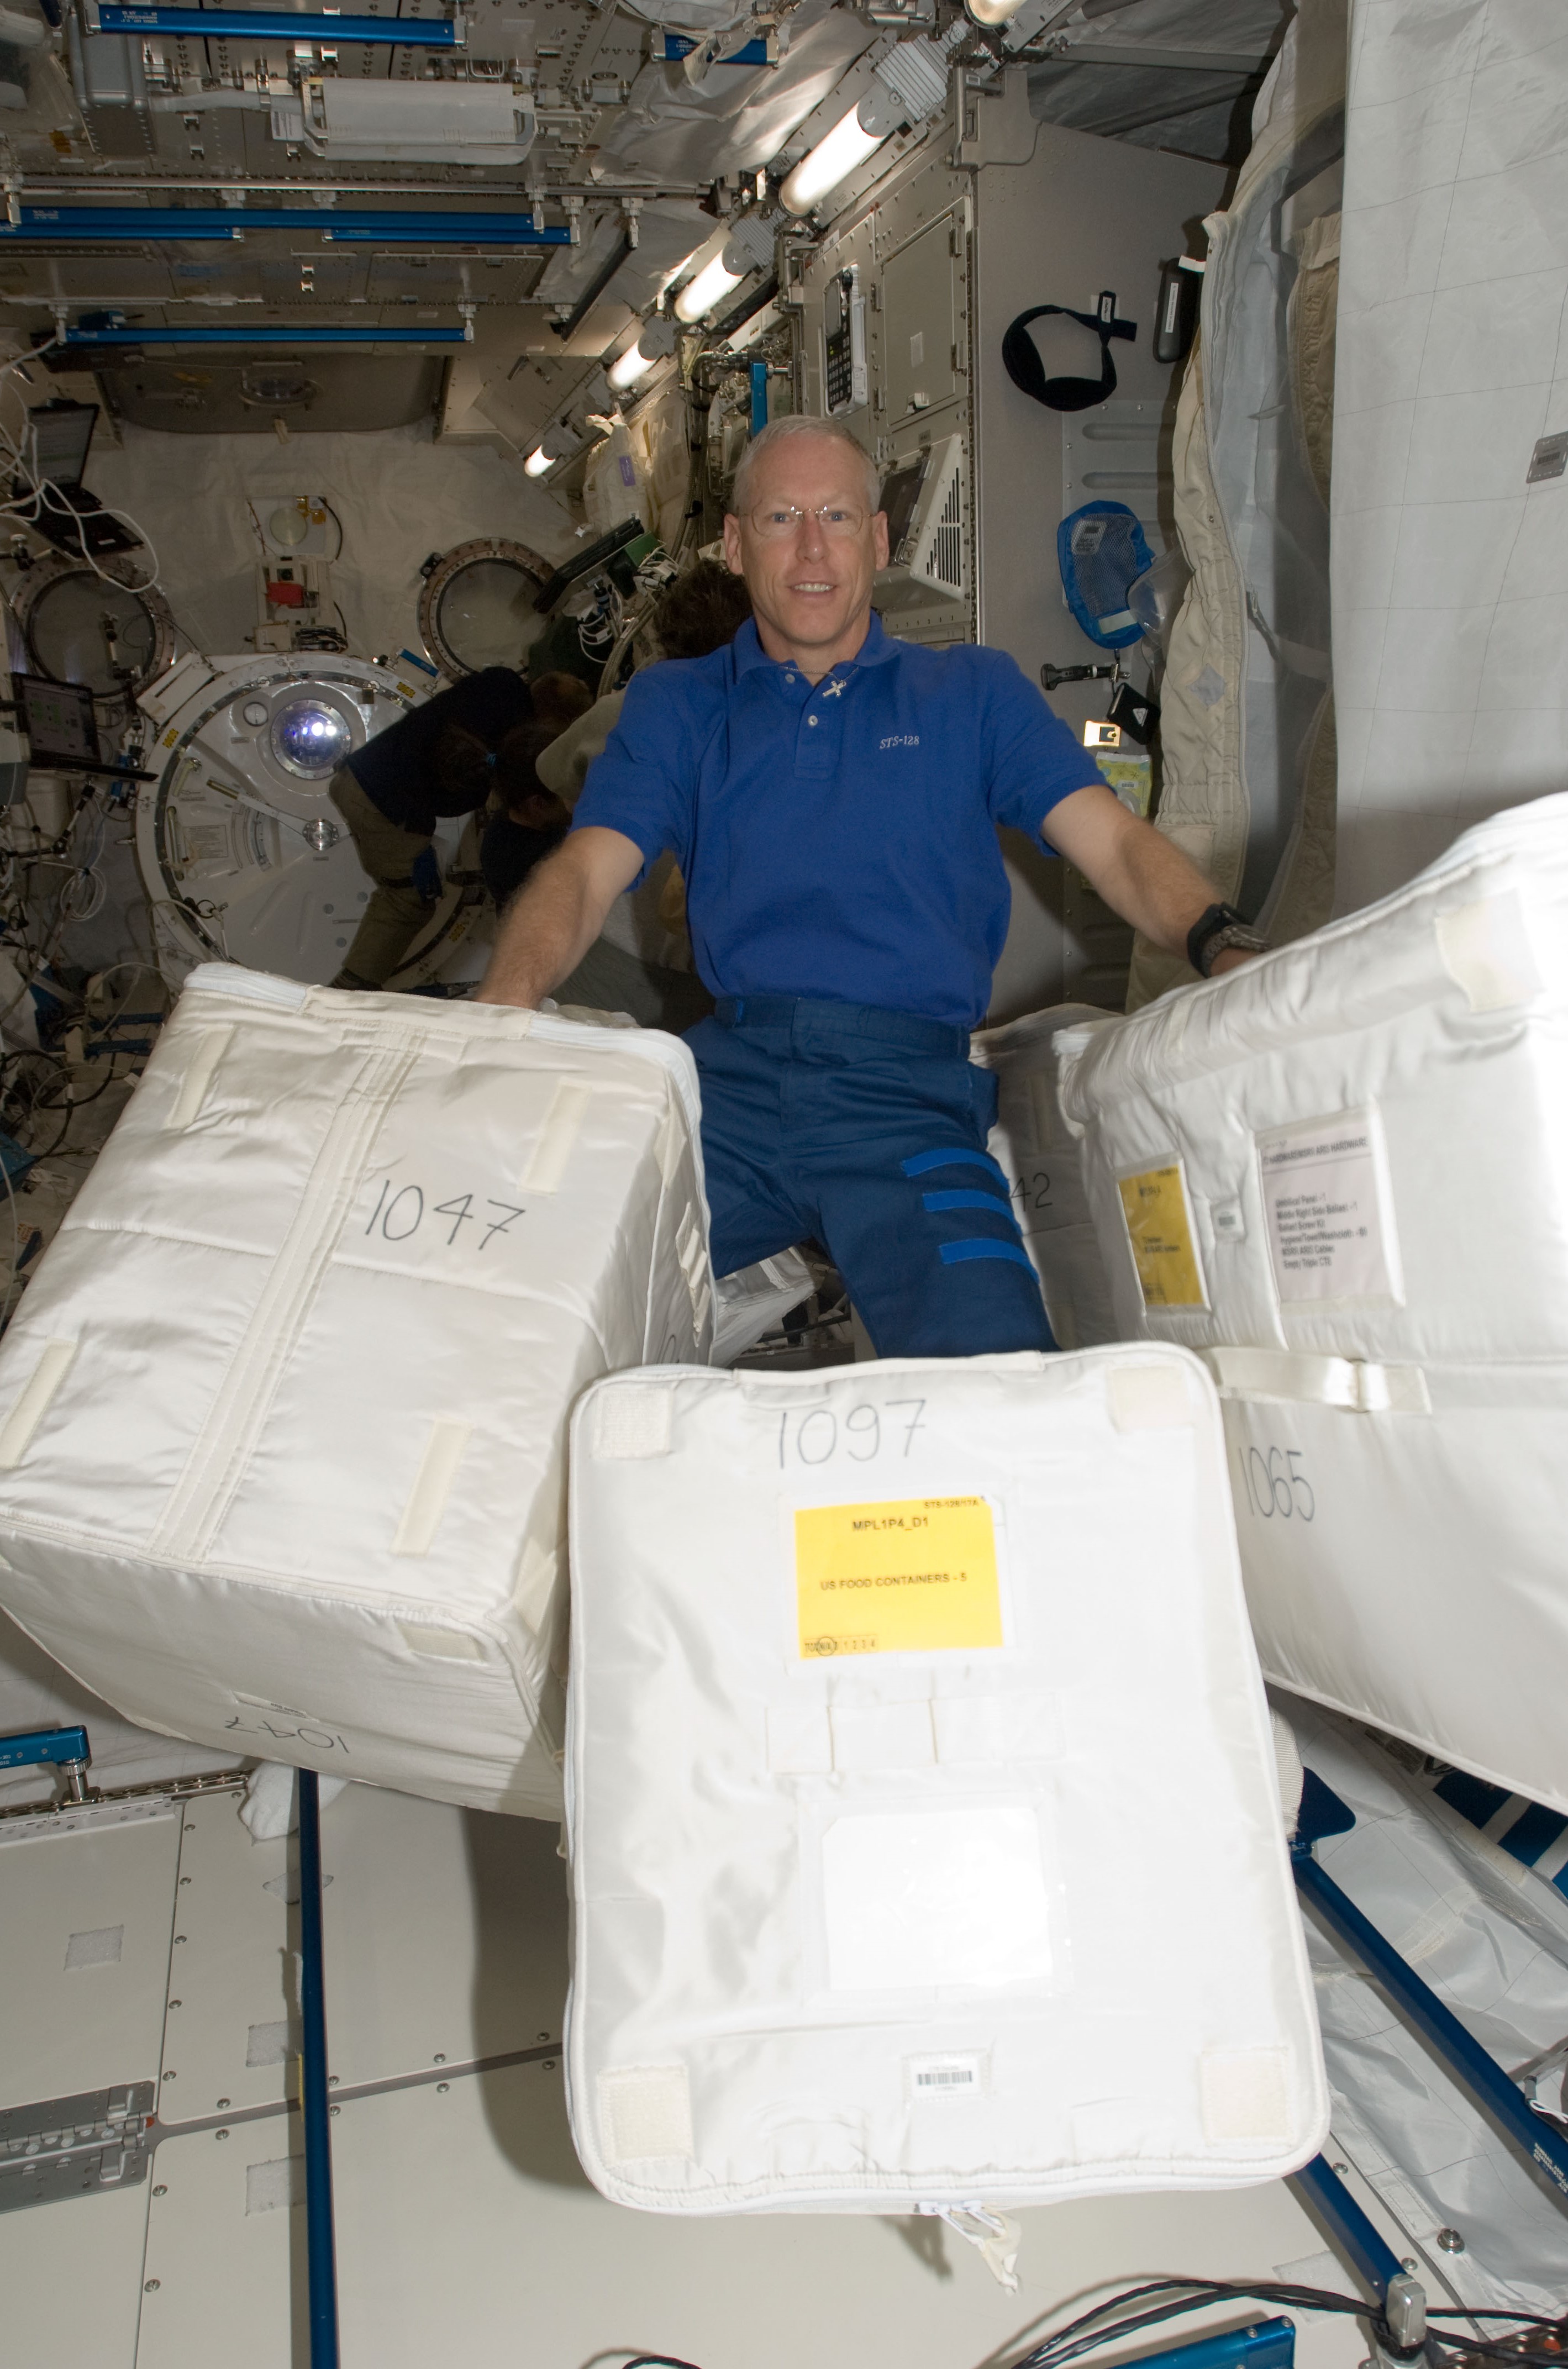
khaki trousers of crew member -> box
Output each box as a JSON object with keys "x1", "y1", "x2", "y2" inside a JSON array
[{"x1": 328, "y1": 768, "x2": 437, "y2": 989}]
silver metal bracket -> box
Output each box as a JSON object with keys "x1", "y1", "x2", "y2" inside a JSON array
[{"x1": 1, "y1": 2082, "x2": 156, "y2": 2214}]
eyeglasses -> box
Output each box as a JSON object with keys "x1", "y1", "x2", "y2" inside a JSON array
[{"x1": 747, "y1": 502, "x2": 869, "y2": 540}]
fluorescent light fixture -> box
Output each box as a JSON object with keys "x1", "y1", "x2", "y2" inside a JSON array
[
  {"x1": 607, "y1": 315, "x2": 676, "y2": 392},
  {"x1": 780, "y1": 85, "x2": 901, "y2": 216},
  {"x1": 675, "y1": 250, "x2": 743, "y2": 324},
  {"x1": 523, "y1": 444, "x2": 554, "y2": 476}
]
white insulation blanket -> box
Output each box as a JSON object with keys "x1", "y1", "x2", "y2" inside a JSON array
[
  {"x1": 1057, "y1": 794, "x2": 1568, "y2": 1817},
  {"x1": 565, "y1": 1350, "x2": 1327, "y2": 2214},
  {"x1": 0, "y1": 964, "x2": 711, "y2": 1817}
]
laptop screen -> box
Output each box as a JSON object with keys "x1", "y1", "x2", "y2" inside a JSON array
[
  {"x1": 18, "y1": 674, "x2": 98, "y2": 765},
  {"x1": 27, "y1": 401, "x2": 97, "y2": 491}
]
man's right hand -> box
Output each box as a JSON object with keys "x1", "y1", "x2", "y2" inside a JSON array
[{"x1": 475, "y1": 825, "x2": 644, "y2": 1009}]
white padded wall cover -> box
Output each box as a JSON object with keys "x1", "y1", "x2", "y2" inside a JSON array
[
  {"x1": 1056, "y1": 795, "x2": 1568, "y2": 1815},
  {"x1": 0, "y1": 964, "x2": 711, "y2": 1817},
  {"x1": 971, "y1": 1003, "x2": 1119, "y2": 1351},
  {"x1": 1333, "y1": 0, "x2": 1568, "y2": 915},
  {"x1": 565, "y1": 1352, "x2": 1326, "y2": 2213}
]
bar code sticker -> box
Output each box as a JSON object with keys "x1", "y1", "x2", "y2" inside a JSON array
[{"x1": 907, "y1": 2052, "x2": 987, "y2": 2100}]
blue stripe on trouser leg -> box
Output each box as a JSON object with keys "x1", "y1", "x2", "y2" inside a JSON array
[
  {"x1": 939, "y1": 1239, "x2": 1039, "y2": 1272},
  {"x1": 685, "y1": 1008, "x2": 1056, "y2": 1358},
  {"x1": 901, "y1": 1147, "x2": 1008, "y2": 1182},
  {"x1": 921, "y1": 1187, "x2": 1021, "y2": 1224}
]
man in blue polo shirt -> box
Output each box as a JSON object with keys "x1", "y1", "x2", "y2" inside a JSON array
[{"x1": 477, "y1": 414, "x2": 1260, "y2": 1356}]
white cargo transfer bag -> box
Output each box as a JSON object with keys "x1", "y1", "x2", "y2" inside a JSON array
[
  {"x1": 0, "y1": 964, "x2": 711, "y2": 1816},
  {"x1": 971, "y1": 1002, "x2": 1119, "y2": 1351},
  {"x1": 1056, "y1": 795, "x2": 1568, "y2": 1816},
  {"x1": 565, "y1": 1350, "x2": 1326, "y2": 2214}
]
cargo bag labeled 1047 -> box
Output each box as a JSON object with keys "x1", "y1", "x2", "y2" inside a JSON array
[
  {"x1": 1056, "y1": 794, "x2": 1568, "y2": 1818},
  {"x1": 0, "y1": 965, "x2": 712, "y2": 1816},
  {"x1": 565, "y1": 1350, "x2": 1327, "y2": 2215}
]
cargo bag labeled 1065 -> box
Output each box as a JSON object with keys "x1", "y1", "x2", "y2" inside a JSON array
[{"x1": 1057, "y1": 794, "x2": 1568, "y2": 1817}]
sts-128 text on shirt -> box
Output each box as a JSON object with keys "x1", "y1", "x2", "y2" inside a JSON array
[{"x1": 571, "y1": 613, "x2": 1103, "y2": 1028}]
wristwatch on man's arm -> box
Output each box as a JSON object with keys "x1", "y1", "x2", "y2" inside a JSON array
[{"x1": 1186, "y1": 902, "x2": 1269, "y2": 978}]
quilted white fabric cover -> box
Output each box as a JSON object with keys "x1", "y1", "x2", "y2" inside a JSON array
[
  {"x1": 971, "y1": 1002, "x2": 1118, "y2": 1351},
  {"x1": 1057, "y1": 796, "x2": 1568, "y2": 1814},
  {"x1": 0, "y1": 964, "x2": 711, "y2": 1817},
  {"x1": 565, "y1": 1350, "x2": 1326, "y2": 2213}
]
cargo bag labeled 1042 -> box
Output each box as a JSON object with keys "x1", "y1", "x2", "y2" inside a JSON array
[
  {"x1": 1057, "y1": 794, "x2": 1568, "y2": 1819},
  {"x1": 0, "y1": 965, "x2": 712, "y2": 1816},
  {"x1": 565, "y1": 1350, "x2": 1326, "y2": 2216}
]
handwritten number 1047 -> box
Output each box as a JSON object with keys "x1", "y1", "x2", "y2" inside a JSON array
[{"x1": 364, "y1": 1178, "x2": 526, "y2": 1251}]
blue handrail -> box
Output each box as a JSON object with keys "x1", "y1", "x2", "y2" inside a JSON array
[
  {"x1": 1290, "y1": 2155, "x2": 1403, "y2": 2299},
  {"x1": 60, "y1": 324, "x2": 465, "y2": 345},
  {"x1": 6, "y1": 207, "x2": 570, "y2": 245},
  {"x1": 297, "y1": 1769, "x2": 340, "y2": 2369},
  {"x1": 1294, "y1": 1768, "x2": 1568, "y2": 2207},
  {"x1": 98, "y1": 6, "x2": 457, "y2": 45}
]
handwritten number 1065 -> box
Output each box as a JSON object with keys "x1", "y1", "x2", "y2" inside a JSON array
[
  {"x1": 1241, "y1": 1442, "x2": 1316, "y2": 1523},
  {"x1": 364, "y1": 1178, "x2": 525, "y2": 1252}
]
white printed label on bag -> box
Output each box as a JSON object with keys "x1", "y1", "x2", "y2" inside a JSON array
[{"x1": 1255, "y1": 1108, "x2": 1401, "y2": 1304}]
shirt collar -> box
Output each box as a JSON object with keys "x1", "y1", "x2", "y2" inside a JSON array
[{"x1": 732, "y1": 609, "x2": 896, "y2": 680}]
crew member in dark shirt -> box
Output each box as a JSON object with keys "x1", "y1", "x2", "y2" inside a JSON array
[
  {"x1": 478, "y1": 720, "x2": 573, "y2": 912},
  {"x1": 328, "y1": 667, "x2": 587, "y2": 989}
]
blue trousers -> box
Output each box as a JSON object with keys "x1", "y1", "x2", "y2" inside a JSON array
[{"x1": 687, "y1": 997, "x2": 1056, "y2": 1359}]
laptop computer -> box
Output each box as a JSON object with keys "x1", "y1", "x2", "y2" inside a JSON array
[
  {"x1": 13, "y1": 402, "x2": 143, "y2": 560},
  {"x1": 15, "y1": 675, "x2": 157, "y2": 780}
]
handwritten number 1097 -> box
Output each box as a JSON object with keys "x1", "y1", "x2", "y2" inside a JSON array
[
  {"x1": 778, "y1": 1398, "x2": 927, "y2": 1467},
  {"x1": 364, "y1": 1178, "x2": 526, "y2": 1252}
]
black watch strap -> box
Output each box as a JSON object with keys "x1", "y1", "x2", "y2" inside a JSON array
[{"x1": 1187, "y1": 901, "x2": 1249, "y2": 977}]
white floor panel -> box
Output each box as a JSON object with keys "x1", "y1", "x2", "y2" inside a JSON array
[
  {"x1": 138, "y1": 2062, "x2": 1369, "y2": 2369},
  {"x1": 157, "y1": 1783, "x2": 567, "y2": 2123},
  {"x1": 0, "y1": 2177, "x2": 152, "y2": 2363},
  {"x1": 0, "y1": 1806, "x2": 179, "y2": 2107}
]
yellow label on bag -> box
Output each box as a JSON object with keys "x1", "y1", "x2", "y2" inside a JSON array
[
  {"x1": 1118, "y1": 1162, "x2": 1207, "y2": 1308},
  {"x1": 794, "y1": 1497, "x2": 1002, "y2": 1660}
]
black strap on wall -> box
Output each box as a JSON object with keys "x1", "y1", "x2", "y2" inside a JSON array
[{"x1": 1002, "y1": 289, "x2": 1137, "y2": 413}]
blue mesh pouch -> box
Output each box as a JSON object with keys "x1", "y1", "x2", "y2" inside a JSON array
[{"x1": 1057, "y1": 502, "x2": 1154, "y2": 650}]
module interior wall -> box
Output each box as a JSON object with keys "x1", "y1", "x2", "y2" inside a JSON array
[
  {"x1": 78, "y1": 422, "x2": 576, "y2": 666},
  {"x1": 974, "y1": 117, "x2": 1224, "y2": 1022}
]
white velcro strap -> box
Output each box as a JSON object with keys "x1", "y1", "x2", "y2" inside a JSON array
[
  {"x1": 1435, "y1": 892, "x2": 1540, "y2": 1013},
  {"x1": 1204, "y1": 1345, "x2": 1430, "y2": 1415},
  {"x1": 0, "y1": 1338, "x2": 76, "y2": 1467},
  {"x1": 597, "y1": 2064, "x2": 694, "y2": 2165},
  {"x1": 395, "y1": 1620, "x2": 485, "y2": 1662},
  {"x1": 391, "y1": 1418, "x2": 471, "y2": 1555},
  {"x1": 592, "y1": 1384, "x2": 674, "y2": 1460},
  {"x1": 522, "y1": 1079, "x2": 591, "y2": 1192},
  {"x1": 167, "y1": 1024, "x2": 235, "y2": 1129},
  {"x1": 1199, "y1": 2046, "x2": 1292, "y2": 2144},
  {"x1": 830, "y1": 1699, "x2": 936, "y2": 1771},
  {"x1": 1106, "y1": 1362, "x2": 1194, "y2": 1431}
]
